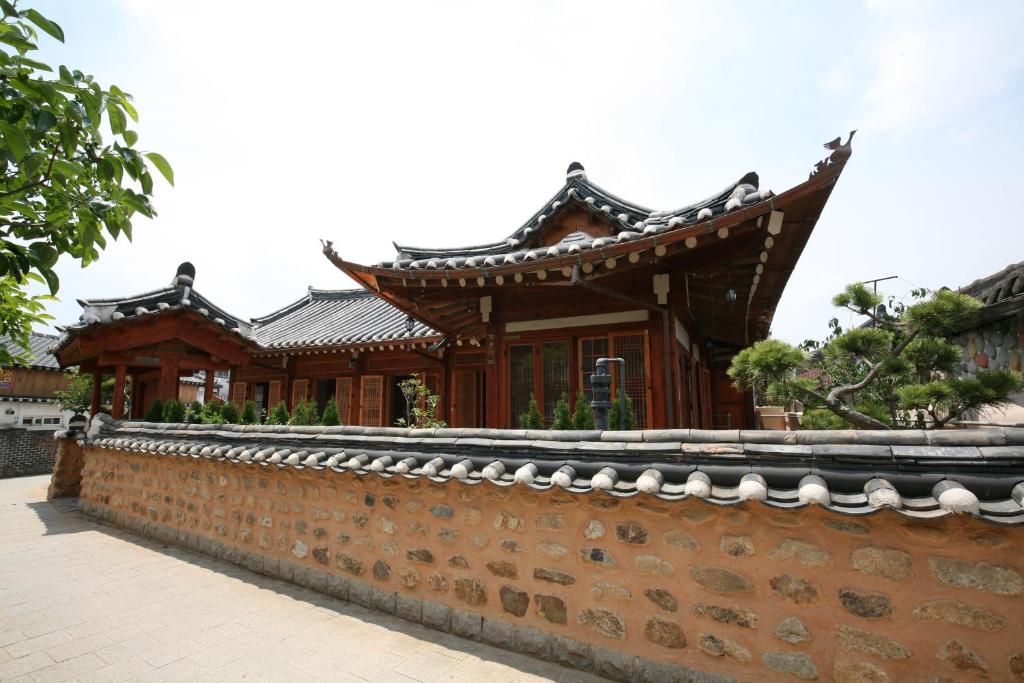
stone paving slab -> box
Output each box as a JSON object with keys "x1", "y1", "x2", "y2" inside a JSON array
[{"x1": 0, "y1": 475, "x2": 607, "y2": 682}]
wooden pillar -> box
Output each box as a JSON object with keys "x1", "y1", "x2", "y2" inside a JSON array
[
  {"x1": 127, "y1": 374, "x2": 137, "y2": 418},
  {"x1": 111, "y1": 365, "x2": 127, "y2": 419},
  {"x1": 90, "y1": 370, "x2": 102, "y2": 415},
  {"x1": 204, "y1": 368, "x2": 216, "y2": 402},
  {"x1": 158, "y1": 357, "x2": 179, "y2": 401},
  {"x1": 485, "y1": 321, "x2": 500, "y2": 428}
]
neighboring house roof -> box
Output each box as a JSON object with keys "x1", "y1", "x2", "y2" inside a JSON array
[
  {"x1": 380, "y1": 165, "x2": 769, "y2": 269},
  {"x1": 55, "y1": 267, "x2": 440, "y2": 359},
  {"x1": 86, "y1": 415, "x2": 1024, "y2": 525},
  {"x1": 957, "y1": 260, "x2": 1024, "y2": 326},
  {"x1": 252, "y1": 289, "x2": 438, "y2": 350},
  {"x1": 69, "y1": 285, "x2": 253, "y2": 338},
  {"x1": 1, "y1": 332, "x2": 63, "y2": 370},
  {"x1": 960, "y1": 260, "x2": 1024, "y2": 306}
]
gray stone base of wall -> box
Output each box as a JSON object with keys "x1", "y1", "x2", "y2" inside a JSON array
[
  {"x1": 79, "y1": 500, "x2": 734, "y2": 683},
  {"x1": 0, "y1": 428, "x2": 57, "y2": 478}
]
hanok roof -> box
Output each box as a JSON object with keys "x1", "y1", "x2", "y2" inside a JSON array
[
  {"x1": 1, "y1": 332, "x2": 63, "y2": 370},
  {"x1": 961, "y1": 260, "x2": 1024, "y2": 305},
  {"x1": 958, "y1": 260, "x2": 1024, "y2": 326},
  {"x1": 85, "y1": 415, "x2": 1024, "y2": 525},
  {"x1": 325, "y1": 137, "x2": 853, "y2": 346},
  {"x1": 252, "y1": 289, "x2": 438, "y2": 349},
  {"x1": 55, "y1": 267, "x2": 441, "y2": 365},
  {"x1": 387, "y1": 166, "x2": 766, "y2": 266}
]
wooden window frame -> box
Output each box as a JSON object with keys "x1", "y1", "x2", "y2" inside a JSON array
[
  {"x1": 359, "y1": 374, "x2": 385, "y2": 427},
  {"x1": 335, "y1": 376, "x2": 354, "y2": 425}
]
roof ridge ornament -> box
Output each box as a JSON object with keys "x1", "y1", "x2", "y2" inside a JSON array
[
  {"x1": 566, "y1": 161, "x2": 586, "y2": 180},
  {"x1": 810, "y1": 129, "x2": 856, "y2": 178}
]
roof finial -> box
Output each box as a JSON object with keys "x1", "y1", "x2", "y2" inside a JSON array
[
  {"x1": 172, "y1": 261, "x2": 195, "y2": 288},
  {"x1": 810, "y1": 130, "x2": 856, "y2": 178},
  {"x1": 566, "y1": 161, "x2": 586, "y2": 180}
]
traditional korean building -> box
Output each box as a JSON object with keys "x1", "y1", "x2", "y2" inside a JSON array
[{"x1": 53, "y1": 138, "x2": 851, "y2": 428}]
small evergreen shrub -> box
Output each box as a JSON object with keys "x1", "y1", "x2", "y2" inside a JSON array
[
  {"x1": 519, "y1": 394, "x2": 543, "y2": 429},
  {"x1": 607, "y1": 389, "x2": 636, "y2": 430},
  {"x1": 144, "y1": 399, "x2": 164, "y2": 423},
  {"x1": 550, "y1": 394, "x2": 571, "y2": 430},
  {"x1": 240, "y1": 400, "x2": 258, "y2": 425},
  {"x1": 571, "y1": 390, "x2": 595, "y2": 430},
  {"x1": 162, "y1": 399, "x2": 185, "y2": 423},
  {"x1": 266, "y1": 401, "x2": 289, "y2": 425},
  {"x1": 320, "y1": 398, "x2": 341, "y2": 426}
]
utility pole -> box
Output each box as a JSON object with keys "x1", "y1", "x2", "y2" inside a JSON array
[{"x1": 860, "y1": 275, "x2": 898, "y2": 294}]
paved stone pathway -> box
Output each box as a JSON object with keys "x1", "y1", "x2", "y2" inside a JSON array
[{"x1": 0, "y1": 475, "x2": 606, "y2": 682}]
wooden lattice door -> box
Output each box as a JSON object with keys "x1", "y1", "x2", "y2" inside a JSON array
[
  {"x1": 359, "y1": 375, "x2": 384, "y2": 426},
  {"x1": 335, "y1": 377, "x2": 353, "y2": 425}
]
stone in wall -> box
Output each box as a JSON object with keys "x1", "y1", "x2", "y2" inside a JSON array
[
  {"x1": 591, "y1": 581, "x2": 631, "y2": 601},
  {"x1": 662, "y1": 528, "x2": 700, "y2": 551},
  {"x1": 644, "y1": 617, "x2": 685, "y2": 649},
  {"x1": 690, "y1": 566, "x2": 754, "y2": 594},
  {"x1": 454, "y1": 578, "x2": 486, "y2": 606},
  {"x1": 643, "y1": 588, "x2": 678, "y2": 612},
  {"x1": 928, "y1": 556, "x2": 1023, "y2": 595},
  {"x1": 937, "y1": 639, "x2": 989, "y2": 676},
  {"x1": 533, "y1": 594, "x2": 567, "y2": 625},
  {"x1": 578, "y1": 608, "x2": 626, "y2": 640},
  {"x1": 770, "y1": 574, "x2": 820, "y2": 604},
  {"x1": 692, "y1": 602, "x2": 758, "y2": 629},
  {"x1": 838, "y1": 588, "x2": 892, "y2": 619},
  {"x1": 912, "y1": 598, "x2": 1005, "y2": 631},
  {"x1": 768, "y1": 538, "x2": 832, "y2": 568},
  {"x1": 615, "y1": 522, "x2": 648, "y2": 545},
  {"x1": 578, "y1": 547, "x2": 616, "y2": 568},
  {"x1": 698, "y1": 633, "x2": 750, "y2": 662},
  {"x1": 774, "y1": 616, "x2": 811, "y2": 643},
  {"x1": 851, "y1": 546, "x2": 913, "y2": 582},
  {"x1": 835, "y1": 624, "x2": 910, "y2": 660},
  {"x1": 533, "y1": 568, "x2": 575, "y2": 586},
  {"x1": 832, "y1": 659, "x2": 890, "y2": 683},
  {"x1": 500, "y1": 586, "x2": 528, "y2": 617},
  {"x1": 763, "y1": 652, "x2": 818, "y2": 680},
  {"x1": 719, "y1": 535, "x2": 754, "y2": 557}
]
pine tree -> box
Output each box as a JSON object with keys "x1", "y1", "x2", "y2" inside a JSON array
[
  {"x1": 320, "y1": 398, "x2": 341, "y2": 426},
  {"x1": 267, "y1": 401, "x2": 289, "y2": 425},
  {"x1": 162, "y1": 399, "x2": 185, "y2": 423},
  {"x1": 550, "y1": 394, "x2": 571, "y2": 430},
  {"x1": 144, "y1": 399, "x2": 164, "y2": 423},
  {"x1": 240, "y1": 400, "x2": 258, "y2": 425},
  {"x1": 571, "y1": 390, "x2": 595, "y2": 430},
  {"x1": 519, "y1": 393, "x2": 543, "y2": 429}
]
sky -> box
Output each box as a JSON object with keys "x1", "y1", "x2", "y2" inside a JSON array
[{"x1": 25, "y1": 0, "x2": 1024, "y2": 344}]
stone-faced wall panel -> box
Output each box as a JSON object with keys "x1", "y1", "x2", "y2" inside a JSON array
[{"x1": 78, "y1": 446, "x2": 1024, "y2": 682}]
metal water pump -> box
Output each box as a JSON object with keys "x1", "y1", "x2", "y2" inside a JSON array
[{"x1": 591, "y1": 357, "x2": 625, "y2": 431}]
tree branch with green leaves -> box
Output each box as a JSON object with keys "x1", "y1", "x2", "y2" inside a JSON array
[
  {"x1": 728, "y1": 283, "x2": 1022, "y2": 429},
  {"x1": 0, "y1": 2, "x2": 172, "y2": 366}
]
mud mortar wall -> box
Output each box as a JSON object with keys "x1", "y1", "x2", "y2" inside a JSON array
[{"x1": 79, "y1": 447, "x2": 1024, "y2": 682}]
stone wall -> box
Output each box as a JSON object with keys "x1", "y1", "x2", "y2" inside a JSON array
[
  {"x1": 0, "y1": 427, "x2": 57, "y2": 478},
  {"x1": 78, "y1": 446, "x2": 1024, "y2": 682},
  {"x1": 956, "y1": 315, "x2": 1023, "y2": 375}
]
